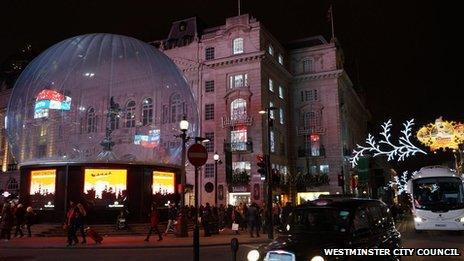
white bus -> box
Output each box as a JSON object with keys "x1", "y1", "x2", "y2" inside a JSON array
[{"x1": 407, "y1": 166, "x2": 464, "y2": 232}]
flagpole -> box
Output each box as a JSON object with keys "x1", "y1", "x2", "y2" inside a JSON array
[
  {"x1": 330, "y1": 4, "x2": 335, "y2": 41},
  {"x1": 238, "y1": 0, "x2": 241, "y2": 16}
]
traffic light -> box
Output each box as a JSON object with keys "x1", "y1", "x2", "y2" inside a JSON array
[
  {"x1": 257, "y1": 155, "x2": 267, "y2": 180},
  {"x1": 338, "y1": 172, "x2": 345, "y2": 187}
]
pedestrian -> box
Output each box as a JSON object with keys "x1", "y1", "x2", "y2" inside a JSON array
[
  {"x1": 281, "y1": 202, "x2": 293, "y2": 225},
  {"x1": 202, "y1": 203, "x2": 212, "y2": 237},
  {"x1": 218, "y1": 204, "x2": 225, "y2": 231},
  {"x1": 247, "y1": 203, "x2": 260, "y2": 237},
  {"x1": 231, "y1": 206, "x2": 241, "y2": 235},
  {"x1": 65, "y1": 201, "x2": 79, "y2": 246},
  {"x1": 0, "y1": 203, "x2": 14, "y2": 241},
  {"x1": 25, "y1": 206, "x2": 36, "y2": 237},
  {"x1": 144, "y1": 204, "x2": 163, "y2": 242},
  {"x1": 75, "y1": 203, "x2": 87, "y2": 244},
  {"x1": 164, "y1": 203, "x2": 177, "y2": 235},
  {"x1": 14, "y1": 203, "x2": 26, "y2": 238}
]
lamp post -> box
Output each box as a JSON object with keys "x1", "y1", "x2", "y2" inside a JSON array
[
  {"x1": 213, "y1": 152, "x2": 222, "y2": 206},
  {"x1": 259, "y1": 106, "x2": 278, "y2": 240},
  {"x1": 179, "y1": 116, "x2": 189, "y2": 207}
]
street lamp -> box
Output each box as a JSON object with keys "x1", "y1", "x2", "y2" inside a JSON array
[
  {"x1": 179, "y1": 116, "x2": 189, "y2": 208},
  {"x1": 259, "y1": 106, "x2": 278, "y2": 240},
  {"x1": 213, "y1": 152, "x2": 222, "y2": 206}
]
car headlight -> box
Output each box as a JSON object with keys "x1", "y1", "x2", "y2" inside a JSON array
[
  {"x1": 247, "y1": 250, "x2": 260, "y2": 261},
  {"x1": 310, "y1": 256, "x2": 324, "y2": 261}
]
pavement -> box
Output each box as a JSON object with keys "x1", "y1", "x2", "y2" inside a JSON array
[{"x1": 0, "y1": 228, "x2": 271, "y2": 249}]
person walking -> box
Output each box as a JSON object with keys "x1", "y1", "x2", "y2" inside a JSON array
[
  {"x1": 164, "y1": 203, "x2": 177, "y2": 235},
  {"x1": 25, "y1": 207, "x2": 36, "y2": 237},
  {"x1": 14, "y1": 203, "x2": 26, "y2": 238},
  {"x1": 65, "y1": 201, "x2": 79, "y2": 246},
  {"x1": 0, "y1": 203, "x2": 14, "y2": 241},
  {"x1": 247, "y1": 203, "x2": 260, "y2": 237},
  {"x1": 231, "y1": 206, "x2": 241, "y2": 235},
  {"x1": 145, "y1": 204, "x2": 163, "y2": 242},
  {"x1": 75, "y1": 203, "x2": 87, "y2": 244}
]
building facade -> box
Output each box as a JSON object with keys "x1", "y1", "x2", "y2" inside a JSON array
[{"x1": 152, "y1": 14, "x2": 369, "y2": 206}]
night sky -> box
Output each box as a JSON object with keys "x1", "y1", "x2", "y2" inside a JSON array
[{"x1": 1, "y1": 0, "x2": 462, "y2": 169}]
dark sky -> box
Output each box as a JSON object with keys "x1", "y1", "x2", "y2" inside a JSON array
[{"x1": 1, "y1": 1, "x2": 461, "y2": 132}]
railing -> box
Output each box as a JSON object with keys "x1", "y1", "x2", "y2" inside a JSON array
[
  {"x1": 221, "y1": 114, "x2": 253, "y2": 128},
  {"x1": 227, "y1": 141, "x2": 253, "y2": 153}
]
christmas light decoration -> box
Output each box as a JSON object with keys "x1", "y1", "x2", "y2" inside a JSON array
[
  {"x1": 350, "y1": 119, "x2": 427, "y2": 167},
  {"x1": 385, "y1": 170, "x2": 418, "y2": 195},
  {"x1": 416, "y1": 117, "x2": 464, "y2": 151}
]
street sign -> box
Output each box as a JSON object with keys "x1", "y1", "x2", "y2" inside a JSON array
[{"x1": 187, "y1": 143, "x2": 208, "y2": 167}]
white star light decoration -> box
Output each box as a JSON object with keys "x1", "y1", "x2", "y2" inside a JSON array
[
  {"x1": 350, "y1": 119, "x2": 427, "y2": 167},
  {"x1": 385, "y1": 171, "x2": 417, "y2": 195}
]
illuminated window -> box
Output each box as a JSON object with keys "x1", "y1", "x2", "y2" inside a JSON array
[
  {"x1": 205, "y1": 104, "x2": 214, "y2": 120},
  {"x1": 278, "y1": 54, "x2": 284, "y2": 65},
  {"x1": 170, "y1": 93, "x2": 184, "y2": 123},
  {"x1": 205, "y1": 47, "x2": 215, "y2": 60},
  {"x1": 320, "y1": 164, "x2": 329, "y2": 174},
  {"x1": 229, "y1": 74, "x2": 248, "y2": 88},
  {"x1": 280, "y1": 108, "x2": 285, "y2": 124},
  {"x1": 231, "y1": 127, "x2": 247, "y2": 151},
  {"x1": 87, "y1": 107, "x2": 97, "y2": 132},
  {"x1": 231, "y1": 98, "x2": 247, "y2": 120},
  {"x1": 233, "y1": 38, "x2": 244, "y2": 54},
  {"x1": 124, "y1": 101, "x2": 136, "y2": 128},
  {"x1": 279, "y1": 86, "x2": 284, "y2": 99},
  {"x1": 268, "y1": 45, "x2": 274, "y2": 56},
  {"x1": 141, "y1": 98, "x2": 153, "y2": 126},
  {"x1": 269, "y1": 102, "x2": 275, "y2": 119},
  {"x1": 269, "y1": 78, "x2": 274, "y2": 92},
  {"x1": 232, "y1": 161, "x2": 251, "y2": 172},
  {"x1": 270, "y1": 130, "x2": 275, "y2": 153}
]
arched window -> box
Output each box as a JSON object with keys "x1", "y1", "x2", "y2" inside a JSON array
[
  {"x1": 233, "y1": 38, "x2": 244, "y2": 54},
  {"x1": 125, "y1": 100, "x2": 136, "y2": 128},
  {"x1": 170, "y1": 93, "x2": 184, "y2": 123},
  {"x1": 231, "y1": 98, "x2": 247, "y2": 120},
  {"x1": 141, "y1": 98, "x2": 153, "y2": 126},
  {"x1": 86, "y1": 107, "x2": 97, "y2": 133}
]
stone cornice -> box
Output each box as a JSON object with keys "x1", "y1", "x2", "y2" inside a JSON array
[
  {"x1": 204, "y1": 51, "x2": 265, "y2": 68},
  {"x1": 293, "y1": 69, "x2": 343, "y2": 82}
]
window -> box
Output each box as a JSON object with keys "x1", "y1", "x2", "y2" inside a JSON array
[
  {"x1": 142, "y1": 98, "x2": 153, "y2": 126},
  {"x1": 231, "y1": 98, "x2": 247, "y2": 120},
  {"x1": 205, "y1": 47, "x2": 215, "y2": 60},
  {"x1": 306, "y1": 133, "x2": 321, "y2": 156},
  {"x1": 303, "y1": 59, "x2": 315, "y2": 73},
  {"x1": 205, "y1": 132, "x2": 214, "y2": 152},
  {"x1": 233, "y1": 38, "x2": 244, "y2": 54},
  {"x1": 232, "y1": 161, "x2": 251, "y2": 172},
  {"x1": 87, "y1": 107, "x2": 97, "y2": 132},
  {"x1": 229, "y1": 74, "x2": 248, "y2": 88},
  {"x1": 110, "y1": 114, "x2": 119, "y2": 131},
  {"x1": 302, "y1": 89, "x2": 318, "y2": 102},
  {"x1": 278, "y1": 86, "x2": 284, "y2": 99},
  {"x1": 125, "y1": 101, "x2": 136, "y2": 128},
  {"x1": 268, "y1": 44, "x2": 274, "y2": 56},
  {"x1": 170, "y1": 93, "x2": 184, "y2": 123},
  {"x1": 231, "y1": 127, "x2": 247, "y2": 151},
  {"x1": 279, "y1": 108, "x2": 284, "y2": 124},
  {"x1": 278, "y1": 54, "x2": 284, "y2": 65},
  {"x1": 304, "y1": 111, "x2": 321, "y2": 131},
  {"x1": 269, "y1": 102, "x2": 275, "y2": 119},
  {"x1": 353, "y1": 208, "x2": 371, "y2": 232},
  {"x1": 320, "y1": 164, "x2": 329, "y2": 174},
  {"x1": 205, "y1": 80, "x2": 215, "y2": 93},
  {"x1": 205, "y1": 104, "x2": 214, "y2": 120},
  {"x1": 269, "y1": 78, "x2": 274, "y2": 92},
  {"x1": 270, "y1": 130, "x2": 275, "y2": 153},
  {"x1": 205, "y1": 164, "x2": 215, "y2": 178}
]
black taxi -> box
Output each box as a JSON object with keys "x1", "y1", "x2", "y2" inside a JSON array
[{"x1": 247, "y1": 197, "x2": 401, "y2": 261}]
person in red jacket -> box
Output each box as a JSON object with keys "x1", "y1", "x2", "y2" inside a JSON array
[{"x1": 144, "y1": 203, "x2": 163, "y2": 242}]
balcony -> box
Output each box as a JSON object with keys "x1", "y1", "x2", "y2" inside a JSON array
[
  {"x1": 298, "y1": 146, "x2": 325, "y2": 158},
  {"x1": 222, "y1": 114, "x2": 253, "y2": 128},
  {"x1": 226, "y1": 141, "x2": 253, "y2": 153},
  {"x1": 297, "y1": 126, "x2": 324, "y2": 135}
]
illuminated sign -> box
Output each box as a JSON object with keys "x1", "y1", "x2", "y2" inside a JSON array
[
  {"x1": 134, "y1": 129, "x2": 160, "y2": 148},
  {"x1": 152, "y1": 171, "x2": 175, "y2": 195},
  {"x1": 34, "y1": 89, "x2": 72, "y2": 119},
  {"x1": 30, "y1": 169, "x2": 56, "y2": 195},
  {"x1": 84, "y1": 169, "x2": 127, "y2": 199},
  {"x1": 296, "y1": 192, "x2": 329, "y2": 205},
  {"x1": 416, "y1": 117, "x2": 464, "y2": 151}
]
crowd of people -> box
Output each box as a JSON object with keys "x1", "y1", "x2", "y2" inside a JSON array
[{"x1": 0, "y1": 201, "x2": 36, "y2": 241}]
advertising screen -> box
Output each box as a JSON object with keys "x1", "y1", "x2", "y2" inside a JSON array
[
  {"x1": 34, "y1": 89, "x2": 72, "y2": 119},
  {"x1": 84, "y1": 169, "x2": 127, "y2": 207},
  {"x1": 134, "y1": 129, "x2": 160, "y2": 148},
  {"x1": 30, "y1": 169, "x2": 56, "y2": 209},
  {"x1": 152, "y1": 171, "x2": 175, "y2": 195}
]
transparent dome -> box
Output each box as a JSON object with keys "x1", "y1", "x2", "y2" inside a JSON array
[{"x1": 7, "y1": 33, "x2": 198, "y2": 166}]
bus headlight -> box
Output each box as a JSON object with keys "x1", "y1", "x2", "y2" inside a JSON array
[
  {"x1": 414, "y1": 216, "x2": 424, "y2": 223},
  {"x1": 247, "y1": 250, "x2": 260, "y2": 261},
  {"x1": 310, "y1": 256, "x2": 325, "y2": 261},
  {"x1": 455, "y1": 217, "x2": 464, "y2": 223}
]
